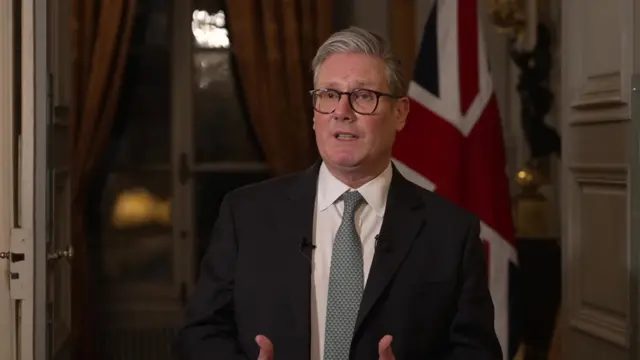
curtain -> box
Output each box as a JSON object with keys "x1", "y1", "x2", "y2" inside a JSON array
[
  {"x1": 69, "y1": 0, "x2": 136, "y2": 357},
  {"x1": 225, "y1": 0, "x2": 334, "y2": 175}
]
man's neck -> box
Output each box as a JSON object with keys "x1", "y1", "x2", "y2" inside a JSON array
[{"x1": 326, "y1": 161, "x2": 390, "y2": 189}]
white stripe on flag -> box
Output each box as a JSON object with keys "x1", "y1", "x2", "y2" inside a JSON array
[
  {"x1": 392, "y1": 158, "x2": 436, "y2": 192},
  {"x1": 407, "y1": 81, "x2": 454, "y2": 122},
  {"x1": 438, "y1": 0, "x2": 461, "y2": 119},
  {"x1": 482, "y1": 221, "x2": 518, "y2": 360}
]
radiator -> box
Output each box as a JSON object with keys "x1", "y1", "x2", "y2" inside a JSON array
[{"x1": 98, "y1": 327, "x2": 175, "y2": 360}]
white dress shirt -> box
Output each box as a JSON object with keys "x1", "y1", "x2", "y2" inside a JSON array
[{"x1": 310, "y1": 162, "x2": 393, "y2": 360}]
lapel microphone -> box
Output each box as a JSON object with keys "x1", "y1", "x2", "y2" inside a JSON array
[
  {"x1": 300, "y1": 237, "x2": 316, "y2": 249},
  {"x1": 300, "y1": 237, "x2": 315, "y2": 262}
]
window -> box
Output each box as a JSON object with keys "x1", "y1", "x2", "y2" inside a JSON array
[
  {"x1": 98, "y1": 0, "x2": 174, "y2": 284},
  {"x1": 189, "y1": 0, "x2": 268, "y2": 266},
  {"x1": 85, "y1": 0, "x2": 269, "y2": 357}
]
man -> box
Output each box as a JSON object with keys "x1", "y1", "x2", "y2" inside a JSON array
[{"x1": 174, "y1": 26, "x2": 501, "y2": 360}]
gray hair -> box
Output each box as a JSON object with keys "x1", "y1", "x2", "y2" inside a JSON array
[{"x1": 311, "y1": 26, "x2": 408, "y2": 96}]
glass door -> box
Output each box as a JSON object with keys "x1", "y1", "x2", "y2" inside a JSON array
[
  {"x1": 93, "y1": 0, "x2": 182, "y2": 358},
  {"x1": 186, "y1": 0, "x2": 269, "y2": 282},
  {"x1": 47, "y1": 0, "x2": 73, "y2": 358}
]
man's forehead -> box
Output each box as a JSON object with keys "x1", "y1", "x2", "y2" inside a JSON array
[
  {"x1": 317, "y1": 79, "x2": 375, "y2": 88},
  {"x1": 316, "y1": 54, "x2": 388, "y2": 89},
  {"x1": 316, "y1": 68, "x2": 385, "y2": 87}
]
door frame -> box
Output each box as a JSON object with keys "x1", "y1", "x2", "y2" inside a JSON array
[
  {"x1": 0, "y1": 0, "x2": 49, "y2": 359},
  {"x1": 20, "y1": 0, "x2": 36, "y2": 354},
  {"x1": 33, "y1": 0, "x2": 48, "y2": 358},
  {"x1": 18, "y1": 0, "x2": 48, "y2": 358},
  {"x1": 630, "y1": 74, "x2": 640, "y2": 360},
  {"x1": 0, "y1": 0, "x2": 17, "y2": 358},
  {"x1": 0, "y1": 0, "x2": 43, "y2": 359}
]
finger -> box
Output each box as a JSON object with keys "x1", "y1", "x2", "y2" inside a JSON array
[
  {"x1": 255, "y1": 335, "x2": 274, "y2": 360},
  {"x1": 378, "y1": 335, "x2": 395, "y2": 360}
]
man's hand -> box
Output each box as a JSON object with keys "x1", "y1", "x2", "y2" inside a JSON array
[
  {"x1": 256, "y1": 335, "x2": 274, "y2": 360},
  {"x1": 378, "y1": 335, "x2": 396, "y2": 360},
  {"x1": 256, "y1": 333, "x2": 394, "y2": 359}
]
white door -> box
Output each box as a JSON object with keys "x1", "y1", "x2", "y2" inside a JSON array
[
  {"x1": 561, "y1": 0, "x2": 640, "y2": 358},
  {"x1": 0, "y1": 0, "x2": 18, "y2": 358},
  {"x1": 0, "y1": 0, "x2": 45, "y2": 359}
]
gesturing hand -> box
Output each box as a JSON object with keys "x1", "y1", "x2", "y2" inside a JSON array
[
  {"x1": 378, "y1": 335, "x2": 396, "y2": 360},
  {"x1": 256, "y1": 335, "x2": 274, "y2": 360},
  {"x1": 256, "y1": 333, "x2": 394, "y2": 359}
]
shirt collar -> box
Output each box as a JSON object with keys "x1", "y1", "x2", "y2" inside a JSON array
[{"x1": 317, "y1": 162, "x2": 393, "y2": 216}]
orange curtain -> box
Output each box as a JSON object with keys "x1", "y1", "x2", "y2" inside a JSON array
[
  {"x1": 225, "y1": 0, "x2": 334, "y2": 175},
  {"x1": 69, "y1": 0, "x2": 136, "y2": 358}
]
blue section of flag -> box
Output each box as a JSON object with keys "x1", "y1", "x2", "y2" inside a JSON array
[{"x1": 413, "y1": 2, "x2": 440, "y2": 97}]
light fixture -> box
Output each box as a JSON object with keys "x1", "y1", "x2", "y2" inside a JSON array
[{"x1": 192, "y1": 9, "x2": 231, "y2": 48}]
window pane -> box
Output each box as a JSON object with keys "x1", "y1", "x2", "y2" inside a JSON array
[
  {"x1": 193, "y1": 50, "x2": 264, "y2": 163},
  {"x1": 99, "y1": 171, "x2": 174, "y2": 283},
  {"x1": 191, "y1": 1, "x2": 263, "y2": 163},
  {"x1": 111, "y1": 0, "x2": 172, "y2": 167},
  {"x1": 95, "y1": 0, "x2": 174, "y2": 285}
]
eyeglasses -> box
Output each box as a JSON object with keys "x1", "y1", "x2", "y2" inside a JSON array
[{"x1": 309, "y1": 88, "x2": 402, "y2": 115}]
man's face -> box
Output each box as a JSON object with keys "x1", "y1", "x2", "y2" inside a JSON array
[{"x1": 313, "y1": 53, "x2": 409, "y2": 175}]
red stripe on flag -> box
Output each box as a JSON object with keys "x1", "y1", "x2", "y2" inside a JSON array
[
  {"x1": 458, "y1": 0, "x2": 479, "y2": 116},
  {"x1": 392, "y1": 99, "x2": 465, "y2": 204},
  {"x1": 463, "y1": 95, "x2": 516, "y2": 246}
]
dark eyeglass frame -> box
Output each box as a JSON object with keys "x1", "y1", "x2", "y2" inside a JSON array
[{"x1": 309, "y1": 88, "x2": 403, "y2": 115}]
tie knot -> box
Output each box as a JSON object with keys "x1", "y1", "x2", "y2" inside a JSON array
[{"x1": 342, "y1": 191, "x2": 364, "y2": 218}]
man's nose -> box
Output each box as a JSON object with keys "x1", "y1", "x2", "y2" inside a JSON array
[{"x1": 333, "y1": 94, "x2": 354, "y2": 121}]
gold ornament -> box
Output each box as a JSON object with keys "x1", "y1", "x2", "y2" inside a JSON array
[
  {"x1": 486, "y1": 0, "x2": 528, "y2": 44},
  {"x1": 512, "y1": 159, "x2": 550, "y2": 237}
]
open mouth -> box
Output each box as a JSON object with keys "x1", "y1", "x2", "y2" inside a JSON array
[{"x1": 333, "y1": 132, "x2": 359, "y2": 140}]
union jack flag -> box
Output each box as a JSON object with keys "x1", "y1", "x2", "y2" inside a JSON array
[{"x1": 391, "y1": 0, "x2": 519, "y2": 358}]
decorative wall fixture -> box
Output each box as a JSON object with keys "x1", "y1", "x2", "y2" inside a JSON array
[
  {"x1": 487, "y1": 0, "x2": 560, "y2": 162},
  {"x1": 488, "y1": 0, "x2": 561, "y2": 238}
]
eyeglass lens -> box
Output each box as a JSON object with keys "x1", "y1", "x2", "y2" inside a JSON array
[{"x1": 312, "y1": 89, "x2": 378, "y2": 114}]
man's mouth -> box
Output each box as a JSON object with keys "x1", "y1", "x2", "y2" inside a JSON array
[{"x1": 334, "y1": 132, "x2": 358, "y2": 140}]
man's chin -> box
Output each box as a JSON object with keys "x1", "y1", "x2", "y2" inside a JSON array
[{"x1": 331, "y1": 159, "x2": 363, "y2": 171}]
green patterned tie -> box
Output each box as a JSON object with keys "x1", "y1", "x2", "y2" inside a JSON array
[{"x1": 323, "y1": 190, "x2": 365, "y2": 360}]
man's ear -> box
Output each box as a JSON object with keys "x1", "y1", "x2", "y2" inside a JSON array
[{"x1": 395, "y1": 97, "x2": 410, "y2": 132}]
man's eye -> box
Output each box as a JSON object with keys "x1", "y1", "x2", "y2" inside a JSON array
[{"x1": 355, "y1": 92, "x2": 373, "y2": 101}]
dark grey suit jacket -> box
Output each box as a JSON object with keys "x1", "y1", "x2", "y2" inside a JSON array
[{"x1": 174, "y1": 162, "x2": 502, "y2": 359}]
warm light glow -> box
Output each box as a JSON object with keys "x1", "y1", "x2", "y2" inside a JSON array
[
  {"x1": 515, "y1": 169, "x2": 532, "y2": 186},
  {"x1": 155, "y1": 199, "x2": 172, "y2": 225},
  {"x1": 192, "y1": 10, "x2": 230, "y2": 48},
  {"x1": 517, "y1": 170, "x2": 528, "y2": 180},
  {"x1": 515, "y1": 163, "x2": 545, "y2": 188},
  {"x1": 112, "y1": 188, "x2": 172, "y2": 228}
]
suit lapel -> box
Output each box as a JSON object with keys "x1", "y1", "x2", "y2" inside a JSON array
[
  {"x1": 354, "y1": 168, "x2": 426, "y2": 333},
  {"x1": 277, "y1": 162, "x2": 320, "y2": 339},
  {"x1": 274, "y1": 163, "x2": 427, "y2": 344}
]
